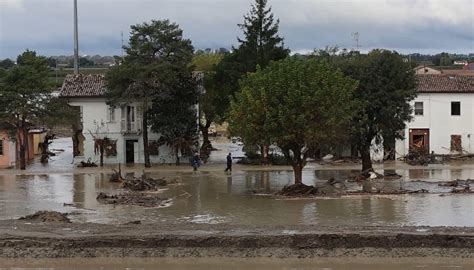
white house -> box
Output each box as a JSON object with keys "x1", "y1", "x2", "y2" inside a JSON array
[
  {"x1": 60, "y1": 74, "x2": 181, "y2": 165},
  {"x1": 396, "y1": 74, "x2": 474, "y2": 158}
]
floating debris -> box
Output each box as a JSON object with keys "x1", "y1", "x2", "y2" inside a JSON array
[{"x1": 19, "y1": 211, "x2": 71, "y2": 223}]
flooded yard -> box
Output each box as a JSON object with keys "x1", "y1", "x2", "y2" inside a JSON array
[
  {"x1": 0, "y1": 137, "x2": 473, "y2": 227},
  {"x1": 0, "y1": 168, "x2": 473, "y2": 226}
]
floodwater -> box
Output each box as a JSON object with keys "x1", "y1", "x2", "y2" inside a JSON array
[
  {"x1": 0, "y1": 138, "x2": 473, "y2": 226},
  {"x1": 1, "y1": 257, "x2": 473, "y2": 270}
]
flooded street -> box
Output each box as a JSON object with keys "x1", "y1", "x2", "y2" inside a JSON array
[
  {"x1": 0, "y1": 138, "x2": 473, "y2": 226},
  {"x1": 1, "y1": 257, "x2": 473, "y2": 270}
]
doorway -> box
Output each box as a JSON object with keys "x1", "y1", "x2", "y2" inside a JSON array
[
  {"x1": 125, "y1": 140, "x2": 138, "y2": 164},
  {"x1": 409, "y1": 129, "x2": 430, "y2": 154}
]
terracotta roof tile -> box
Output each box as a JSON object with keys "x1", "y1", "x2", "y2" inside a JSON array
[
  {"x1": 59, "y1": 74, "x2": 106, "y2": 98},
  {"x1": 416, "y1": 75, "x2": 474, "y2": 93}
]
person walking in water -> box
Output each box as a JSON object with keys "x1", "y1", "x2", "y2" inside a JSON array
[
  {"x1": 225, "y1": 153, "x2": 232, "y2": 172},
  {"x1": 192, "y1": 152, "x2": 200, "y2": 171}
]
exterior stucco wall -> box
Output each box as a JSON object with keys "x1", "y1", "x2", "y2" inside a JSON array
[
  {"x1": 69, "y1": 99, "x2": 177, "y2": 165},
  {"x1": 396, "y1": 93, "x2": 474, "y2": 157},
  {"x1": 0, "y1": 131, "x2": 16, "y2": 168}
]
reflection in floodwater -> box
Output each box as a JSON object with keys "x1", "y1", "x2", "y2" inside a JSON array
[{"x1": 0, "y1": 167, "x2": 473, "y2": 227}]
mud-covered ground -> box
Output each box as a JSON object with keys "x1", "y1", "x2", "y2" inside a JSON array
[{"x1": 0, "y1": 220, "x2": 473, "y2": 259}]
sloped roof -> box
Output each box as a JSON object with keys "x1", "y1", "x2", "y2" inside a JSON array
[
  {"x1": 416, "y1": 75, "x2": 474, "y2": 93},
  {"x1": 59, "y1": 74, "x2": 106, "y2": 98}
]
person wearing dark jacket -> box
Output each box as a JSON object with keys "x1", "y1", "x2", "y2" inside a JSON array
[
  {"x1": 225, "y1": 153, "x2": 232, "y2": 172},
  {"x1": 192, "y1": 152, "x2": 200, "y2": 171}
]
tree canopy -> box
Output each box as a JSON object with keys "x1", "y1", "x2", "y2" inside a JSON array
[
  {"x1": 210, "y1": 0, "x2": 290, "y2": 125},
  {"x1": 0, "y1": 50, "x2": 53, "y2": 169},
  {"x1": 331, "y1": 50, "x2": 417, "y2": 171},
  {"x1": 229, "y1": 58, "x2": 358, "y2": 184}
]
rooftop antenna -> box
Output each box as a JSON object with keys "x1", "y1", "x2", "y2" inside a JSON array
[
  {"x1": 73, "y1": 0, "x2": 79, "y2": 74},
  {"x1": 351, "y1": 32, "x2": 360, "y2": 52}
]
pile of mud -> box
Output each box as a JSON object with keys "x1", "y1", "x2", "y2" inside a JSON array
[
  {"x1": 97, "y1": 192, "x2": 172, "y2": 208},
  {"x1": 19, "y1": 211, "x2": 71, "y2": 223}
]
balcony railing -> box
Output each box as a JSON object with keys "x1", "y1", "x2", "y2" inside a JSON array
[{"x1": 121, "y1": 120, "x2": 142, "y2": 134}]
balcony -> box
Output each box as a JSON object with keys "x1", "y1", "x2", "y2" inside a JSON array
[{"x1": 121, "y1": 120, "x2": 142, "y2": 135}]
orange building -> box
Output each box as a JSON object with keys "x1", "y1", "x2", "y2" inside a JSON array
[{"x1": 0, "y1": 123, "x2": 35, "y2": 169}]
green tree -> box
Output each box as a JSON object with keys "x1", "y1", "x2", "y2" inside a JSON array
[
  {"x1": 236, "y1": 0, "x2": 289, "y2": 69},
  {"x1": 214, "y1": 0, "x2": 289, "y2": 115},
  {"x1": 229, "y1": 58, "x2": 358, "y2": 184},
  {"x1": 343, "y1": 50, "x2": 417, "y2": 171},
  {"x1": 106, "y1": 19, "x2": 195, "y2": 167},
  {"x1": 0, "y1": 58, "x2": 15, "y2": 69},
  {"x1": 192, "y1": 51, "x2": 225, "y2": 156},
  {"x1": 214, "y1": 0, "x2": 289, "y2": 163},
  {"x1": 0, "y1": 50, "x2": 53, "y2": 169},
  {"x1": 148, "y1": 73, "x2": 198, "y2": 165}
]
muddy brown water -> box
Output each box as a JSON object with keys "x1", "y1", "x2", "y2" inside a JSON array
[
  {"x1": 0, "y1": 168, "x2": 473, "y2": 226},
  {"x1": 0, "y1": 257, "x2": 473, "y2": 270},
  {"x1": 0, "y1": 137, "x2": 473, "y2": 226}
]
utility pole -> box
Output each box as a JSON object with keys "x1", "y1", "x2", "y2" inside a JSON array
[{"x1": 73, "y1": 0, "x2": 79, "y2": 74}]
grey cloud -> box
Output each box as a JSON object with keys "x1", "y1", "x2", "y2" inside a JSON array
[{"x1": 0, "y1": 0, "x2": 472, "y2": 58}]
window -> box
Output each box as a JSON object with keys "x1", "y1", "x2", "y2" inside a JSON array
[
  {"x1": 414, "y1": 102, "x2": 423, "y2": 116},
  {"x1": 107, "y1": 106, "x2": 115, "y2": 122},
  {"x1": 0, "y1": 140, "x2": 3, "y2": 155},
  {"x1": 451, "y1": 102, "x2": 461, "y2": 116}
]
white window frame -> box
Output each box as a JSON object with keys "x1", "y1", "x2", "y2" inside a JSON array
[
  {"x1": 414, "y1": 101, "x2": 424, "y2": 116},
  {"x1": 451, "y1": 101, "x2": 461, "y2": 116},
  {"x1": 107, "y1": 106, "x2": 116, "y2": 122}
]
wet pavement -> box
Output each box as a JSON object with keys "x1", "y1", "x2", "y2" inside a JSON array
[
  {"x1": 1, "y1": 257, "x2": 473, "y2": 270},
  {"x1": 0, "y1": 138, "x2": 473, "y2": 227}
]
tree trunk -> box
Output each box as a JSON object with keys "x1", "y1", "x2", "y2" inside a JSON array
[
  {"x1": 18, "y1": 124, "x2": 28, "y2": 170},
  {"x1": 99, "y1": 140, "x2": 104, "y2": 167},
  {"x1": 18, "y1": 129, "x2": 26, "y2": 170},
  {"x1": 360, "y1": 145, "x2": 373, "y2": 172},
  {"x1": 262, "y1": 144, "x2": 269, "y2": 165},
  {"x1": 175, "y1": 148, "x2": 180, "y2": 166},
  {"x1": 143, "y1": 109, "x2": 151, "y2": 168},
  {"x1": 292, "y1": 163, "x2": 303, "y2": 185},
  {"x1": 350, "y1": 143, "x2": 358, "y2": 159},
  {"x1": 199, "y1": 121, "x2": 212, "y2": 153}
]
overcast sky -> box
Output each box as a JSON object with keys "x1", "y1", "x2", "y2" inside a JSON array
[{"x1": 0, "y1": 0, "x2": 473, "y2": 59}]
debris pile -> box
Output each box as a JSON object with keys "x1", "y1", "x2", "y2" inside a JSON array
[
  {"x1": 439, "y1": 179, "x2": 474, "y2": 193},
  {"x1": 19, "y1": 211, "x2": 71, "y2": 223},
  {"x1": 99, "y1": 171, "x2": 177, "y2": 207},
  {"x1": 77, "y1": 158, "x2": 98, "y2": 168},
  {"x1": 278, "y1": 183, "x2": 318, "y2": 196},
  {"x1": 97, "y1": 192, "x2": 172, "y2": 207},
  {"x1": 404, "y1": 148, "x2": 432, "y2": 166},
  {"x1": 121, "y1": 176, "x2": 168, "y2": 191}
]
